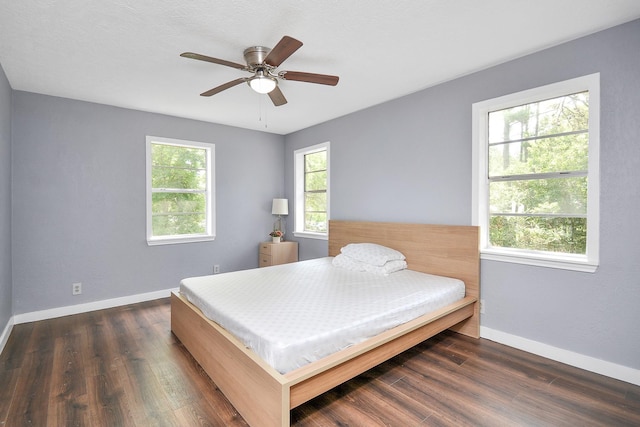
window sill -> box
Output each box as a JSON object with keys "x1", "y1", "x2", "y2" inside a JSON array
[
  {"x1": 293, "y1": 231, "x2": 328, "y2": 241},
  {"x1": 147, "y1": 235, "x2": 215, "y2": 246},
  {"x1": 481, "y1": 248, "x2": 598, "y2": 273}
]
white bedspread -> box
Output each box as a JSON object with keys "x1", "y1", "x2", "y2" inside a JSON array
[{"x1": 179, "y1": 257, "x2": 465, "y2": 374}]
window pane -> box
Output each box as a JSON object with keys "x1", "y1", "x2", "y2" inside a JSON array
[
  {"x1": 152, "y1": 143, "x2": 207, "y2": 190},
  {"x1": 489, "y1": 176, "x2": 587, "y2": 216},
  {"x1": 489, "y1": 215, "x2": 586, "y2": 254},
  {"x1": 152, "y1": 192, "x2": 206, "y2": 236},
  {"x1": 305, "y1": 170, "x2": 327, "y2": 191},
  {"x1": 304, "y1": 149, "x2": 327, "y2": 233},
  {"x1": 305, "y1": 151, "x2": 326, "y2": 172},
  {"x1": 147, "y1": 137, "x2": 214, "y2": 243},
  {"x1": 152, "y1": 167, "x2": 206, "y2": 190},
  {"x1": 489, "y1": 92, "x2": 588, "y2": 144},
  {"x1": 489, "y1": 133, "x2": 588, "y2": 177},
  {"x1": 295, "y1": 143, "x2": 329, "y2": 236},
  {"x1": 305, "y1": 212, "x2": 327, "y2": 233},
  {"x1": 152, "y1": 213, "x2": 206, "y2": 236},
  {"x1": 305, "y1": 192, "x2": 326, "y2": 211},
  {"x1": 152, "y1": 144, "x2": 207, "y2": 169},
  {"x1": 474, "y1": 75, "x2": 598, "y2": 267},
  {"x1": 152, "y1": 192, "x2": 205, "y2": 213}
]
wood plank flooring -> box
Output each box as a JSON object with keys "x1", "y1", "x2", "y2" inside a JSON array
[{"x1": 1, "y1": 298, "x2": 639, "y2": 426}]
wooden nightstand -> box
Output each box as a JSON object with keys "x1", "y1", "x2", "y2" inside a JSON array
[{"x1": 259, "y1": 241, "x2": 298, "y2": 267}]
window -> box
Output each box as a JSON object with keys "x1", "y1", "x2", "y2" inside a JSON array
[
  {"x1": 472, "y1": 74, "x2": 599, "y2": 272},
  {"x1": 294, "y1": 142, "x2": 329, "y2": 239},
  {"x1": 146, "y1": 136, "x2": 215, "y2": 245}
]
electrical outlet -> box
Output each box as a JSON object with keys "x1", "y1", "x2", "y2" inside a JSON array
[
  {"x1": 213, "y1": 265, "x2": 220, "y2": 274},
  {"x1": 480, "y1": 299, "x2": 486, "y2": 314},
  {"x1": 72, "y1": 282, "x2": 82, "y2": 295}
]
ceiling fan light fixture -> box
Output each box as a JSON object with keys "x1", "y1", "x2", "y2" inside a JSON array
[{"x1": 249, "y1": 71, "x2": 277, "y2": 94}]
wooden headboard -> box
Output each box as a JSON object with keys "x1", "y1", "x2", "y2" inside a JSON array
[{"x1": 328, "y1": 220, "x2": 480, "y2": 337}]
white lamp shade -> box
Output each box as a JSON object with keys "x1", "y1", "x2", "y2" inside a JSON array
[{"x1": 272, "y1": 198, "x2": 289, "y2": 215}]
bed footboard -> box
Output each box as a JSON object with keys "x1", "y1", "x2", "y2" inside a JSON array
[
  {"x1": 171, "y1": 292, "x2": 291, "y2": 427},
  {"x1": 172, "y1": 292, "x2": 476, "y2": 426}
]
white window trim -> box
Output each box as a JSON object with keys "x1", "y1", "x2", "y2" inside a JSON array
[
  {"x1": 146, "y1": 136, "x2": 216, "y2": 246},
  {"x1": 293, "y1": 142, "x2": 330, "y2": 240},
  {"x1": 472, "y1": 74, "x2": 600, "y2": 272}
]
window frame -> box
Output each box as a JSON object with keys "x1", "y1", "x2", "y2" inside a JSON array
[
  {"x1": 146, "y1": 135, "x2": 215, "y2": 246},
  {"x1": 293, "y1": 142, "x2": 330, "y2": 240},
  {"x1": 472, "y1": 74, "x2": 600, "y2": 272}
]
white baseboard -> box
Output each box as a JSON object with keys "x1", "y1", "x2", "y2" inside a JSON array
[
  {"x1": 13, "y1": 288, "x2": 179, "y2": 325},
  {"x1": 0, "y1": 315, "x2": 14, "y2": 355},
  {"x1": 481, "y1": 326, "x2": 640, "y2": 387}
]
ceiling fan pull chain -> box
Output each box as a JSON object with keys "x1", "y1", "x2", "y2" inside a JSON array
[
  {"x1": 263, "y1": 96, "x2": 269, "y2": 129},
  {"x1": 257, "y1": 93, "x2": 268, "y2": 129}
]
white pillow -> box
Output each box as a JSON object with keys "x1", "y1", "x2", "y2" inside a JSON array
[
  {"x1": 340, "y1": 243, "x2": 405, "y2": 266},
  {"x1": 364, "y1": 259, "x2": 407, "y2": 275},
  {"x1": 332, "y1": 253, "x2": 367, "y2": 272},
  {"x1": 332, "y1": 254, "x2": 407, "y2": 276}
]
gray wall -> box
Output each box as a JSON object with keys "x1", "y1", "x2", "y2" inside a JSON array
[
  {"x1": 285, "y1": 20, "x2": 640, "y2": 370},
  {"x1": 11, "y1": 92, "x2": 284, "y2": 314},
  {"x1": 0, "y1": 64, "x2": 11, "y2": 330}
]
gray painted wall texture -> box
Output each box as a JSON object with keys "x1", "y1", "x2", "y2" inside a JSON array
[
  {"x1": 11, "y1": 92, "x2": 284, "y2": 314},
  {"x1": 0, "y1": 64, "x2": 11, "y2": 331},
  {"x1": 284, "y1": 20, "x2": 640, "y2": 370}
]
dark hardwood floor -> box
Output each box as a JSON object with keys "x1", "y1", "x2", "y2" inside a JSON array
[{"x1": 1, "y1": 298, "x2": 638, "y2": 426}]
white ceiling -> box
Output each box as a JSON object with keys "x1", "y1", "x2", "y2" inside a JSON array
[{"x1": 1, "y1": 1, "x2": 640, "y2": 135}]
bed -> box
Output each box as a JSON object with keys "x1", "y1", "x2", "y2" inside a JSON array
[{"x1": 171, "y1": 220, "x2": 480, "y2": 426}]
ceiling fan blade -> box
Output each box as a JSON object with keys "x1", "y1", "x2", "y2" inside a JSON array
[
  {"x1": 181, "y1": 52, "x2": 247, "y2": 70},
  {"x1": 280, "y1": 71, "x2": 339, "y2": 86},
  {"x1": 200, "y1": 78, "x2": 248, "y2": 97},
  {"x1": 268, "y1": 86, "x2": 287, "y2": 106},
  {"x1": 264, "y1": 36, "x2": 303, "y2": 67}
]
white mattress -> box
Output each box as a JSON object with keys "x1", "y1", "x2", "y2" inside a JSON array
[{"x1": 179, "y1": 257, "x2": 465, "y2": 374}]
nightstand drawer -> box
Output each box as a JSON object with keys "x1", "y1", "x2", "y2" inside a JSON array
[
  {"x1": 259, "y1": 254, "x2": 272, "y2": 267},
  {"x1": 258, "y1": 241, "x2": 298, "y2": 267},
  {"x1": 259, "y1": 243, "x2": 272, "y2": 255}
]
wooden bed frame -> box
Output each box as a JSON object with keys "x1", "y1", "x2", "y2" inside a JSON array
[{"x1": 171, "y1": 220, "x2": 479, "y2": 426}]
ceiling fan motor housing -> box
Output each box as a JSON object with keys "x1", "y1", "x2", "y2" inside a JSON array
[{"x1": 243, "y1": 46, "x2": 271, "y2": 68}]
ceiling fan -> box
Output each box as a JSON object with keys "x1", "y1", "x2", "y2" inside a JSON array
[{"x1": 180, "y1": 36, "x2": 339, "y2": 106}]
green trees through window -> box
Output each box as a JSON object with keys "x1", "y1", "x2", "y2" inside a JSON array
[
  {"x1": 146, "y1": 136, "x2": 214, "y2": 244},
  {"x1": 487, "y1": 92, "x2": 589, "y2": 254},
  {"x1": 304, "y1": 150, "x2": 328, "y2": 233},
  {"x1": 151, "y1": 144, "x2": 207, "y2": 236}
]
